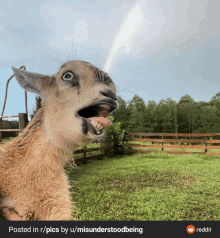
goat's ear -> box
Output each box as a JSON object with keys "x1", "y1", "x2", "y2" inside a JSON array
[{"x1": 12, "y1": 67, "x2": 54, "y2": 95}]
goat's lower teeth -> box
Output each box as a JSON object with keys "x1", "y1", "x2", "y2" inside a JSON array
[
  {"x1": 93, "y1": 122, "x2": 103, "y2": 132},
  {"x1": 91, "y1": 120, "x2": 103, "y2": 131}
]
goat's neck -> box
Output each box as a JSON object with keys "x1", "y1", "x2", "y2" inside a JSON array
[{"x1": 7, "y1": 108, "x2": 75, "y2": 168}]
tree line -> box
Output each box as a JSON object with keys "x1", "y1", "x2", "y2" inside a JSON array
[
  {"x1": 110, "y1": 92, "x2": 220, "y2": 134},
  {"x1": 2, "y1": 92, "x2": 220, "y2": 139}
]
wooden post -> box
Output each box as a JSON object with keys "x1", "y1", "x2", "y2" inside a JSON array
[
  {"x1": 0, "y1": 118, "x2": 2, "y2": 142},
  {"x1": 205, "y1": 136, "x2": 207, "y2": 154},
  {"x1": 18, "y1": 113, "x2": 29, "y2": 133},
  {"x1": 124, "y1": 133, "x2": 127, "y2": 145},
  {"x1": 162, "y1": 134, "x2": 164, "y2": 152},
  {"x1": 25, "y1": 91, "x2": 28, "y2": 115}
]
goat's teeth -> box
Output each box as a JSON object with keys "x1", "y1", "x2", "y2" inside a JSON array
[
  {"x1": 97, "y1": 126, "x2": 103, "y2": 131},
  {"x1": 92, "y1": 120, "x2": 98, "y2": 126},
  {"x1": 97, "y1": 122, "x2": 103, "y2": 128},
  {"x1": 97, "y1": 126, "x2": 102, "y2": 130},
  {"x1": 90, "y1": 120, "x2": 95, "y2": 125},
  {"x1": 90, "y1": 120, "x2": 103, "y2": 131}
]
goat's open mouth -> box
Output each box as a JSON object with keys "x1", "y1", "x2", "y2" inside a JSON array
[{"x1": 77, "y1": 99, "x2": 118, "y2": 136}]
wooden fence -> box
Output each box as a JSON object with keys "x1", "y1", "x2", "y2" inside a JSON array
[
  {"x1": 0, "y1": 113, "x2": 29, "y2": 143},
  {"x1": 73, "y1": 137, "x2": 122, "y2": 163},
  {"x1": 0, "y1": 129, "x2": 122, "y2": 163},
  {"x1": 124, "y1": 132, "x2": 220, "y2": 156}
]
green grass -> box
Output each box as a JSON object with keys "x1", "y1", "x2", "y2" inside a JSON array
[
  {"x1": 1, "y1": 137, "x2": 14, "y2": 143},
  {"x1": 67, "y1": 153, "x2": 220, "y2": 221},
  {"x1": 1, "y1": 137, "x2": 220, "y2": 220}
]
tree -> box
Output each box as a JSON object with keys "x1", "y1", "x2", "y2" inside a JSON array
[
  {"x1": 110, "y1": 96, "x2": 131, "y2": 132},
  {"x1": 211, "y1": 92, "x2": 220, "y2": 101},
  {"x1": 126, "y1": 95, "x2": 147, "y2": 132},
  {"x1": 165, "y1": 98, "x2": 178, "y2": 133},
  {"x1": 177, "y1": 95, "x2": 195, "y2": 133},
  {"x1": 103, "y1": 116, "x2": 128, "y2": 155},
  {"x1": 145, "y1": 100, "x2": 157, "y2": 132}
]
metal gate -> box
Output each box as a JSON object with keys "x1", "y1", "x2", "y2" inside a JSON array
[{"x1": 0, "y1": 66, "x2": 29, "y2": 143}]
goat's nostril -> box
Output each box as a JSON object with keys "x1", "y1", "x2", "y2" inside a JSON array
[{"x1": 100, "y1": 89, "x2": 117, "y2": 101}]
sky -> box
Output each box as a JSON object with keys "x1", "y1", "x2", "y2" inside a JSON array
[{"x1": 0, "y1": 0, "x2": 220, "y2": 121}]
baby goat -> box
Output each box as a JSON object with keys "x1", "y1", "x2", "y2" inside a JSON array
[{"x1": 0, "y1": 60, "x2": 118, "y2": 220}]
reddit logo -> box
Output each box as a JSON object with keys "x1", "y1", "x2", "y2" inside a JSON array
[{"x1": 187, "y1": 225, "x2": 195, "y2": 234}]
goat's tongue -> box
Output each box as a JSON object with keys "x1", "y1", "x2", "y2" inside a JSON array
[{"x1": 88, "y1": 117, "x2": 112, "y2": 127}]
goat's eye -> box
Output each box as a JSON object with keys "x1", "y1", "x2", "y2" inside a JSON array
[{"x1": 62, "y1": 71, "x2": 74, "y2": 81}]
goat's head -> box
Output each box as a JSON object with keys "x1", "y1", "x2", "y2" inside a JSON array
[{"x1": 12, "y1": 60, "x2": 119, "y2": 146}]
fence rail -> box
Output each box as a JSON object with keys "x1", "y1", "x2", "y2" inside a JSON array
[
  {"x1": 124, "y1": 132, "x2": 220, "y2": 156},
  {"x1": 125, "y1": 132, "x2": 220, "y2": 137},
  {"x1": 1, "y1": 135, "x2": 122, "y2": 162},
  {"x1": 73, "y1": 140, "x2": 122, "y2": 163},
  {"x1": 0, "y1": 115, "x2": 19, "y2": 119},
  {"x1": 0, "y1": 113, "x2": 28, "y2": 142}
]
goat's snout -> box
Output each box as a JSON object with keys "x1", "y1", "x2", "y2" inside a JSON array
[{"x1": 99, "y1": 89, "x2": 118, "y2": 101}]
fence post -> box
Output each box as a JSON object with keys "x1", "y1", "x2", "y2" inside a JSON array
[
  {"x1": 83, "y1": 146, "x2": 87, "y2": 164},
  {"x1": 162, "y1": 134, "x2": 164, "y2": 152},
  {"x1": 124, "y1": 133, "x2": 127, "y2": 145},
  {"x1": 205, "y1": 136, "x2": 207, "y2": 154},
  {"x1": 18, "y1": 113, "x2": 29, "y2": 133},
  {"x1": 0, "y1": 118, "x2": 2, "y2": 142}
]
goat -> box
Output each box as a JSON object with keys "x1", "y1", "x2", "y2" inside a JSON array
[{"x1": 0, "y1": 60, "x2": 118, "y2": 220}]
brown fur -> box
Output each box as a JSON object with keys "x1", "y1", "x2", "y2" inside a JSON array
[{"x1": 0, "y1": 60, "x2": 117, "y2": 220}]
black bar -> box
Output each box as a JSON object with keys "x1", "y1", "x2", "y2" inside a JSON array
[{"x1": 0, "y1": 221, "x2": 219, "y2": 237}]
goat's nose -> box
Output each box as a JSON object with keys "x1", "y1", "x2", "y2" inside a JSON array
[{"x1": 99, "y1": 89, "x2": 118, "y2": 101}]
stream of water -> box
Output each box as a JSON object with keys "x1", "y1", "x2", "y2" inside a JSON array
[{"x1": 103, "y1": 2, "x2": 145, "y2": 73}]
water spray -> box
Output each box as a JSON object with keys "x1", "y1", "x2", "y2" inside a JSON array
[{"x1": 103, "y1": 2, "x2": 145, "y2": 73}]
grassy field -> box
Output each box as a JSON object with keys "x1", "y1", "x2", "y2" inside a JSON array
[
  {"x1": 69, "y1": 152, "x2": 220, "y2": 221},
  {"x1": 1, "y1": 137, "x2": 220, "y2": 221},
  {"x1": 1, "y1": 137, "x2": 13, "y2": 143}
]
